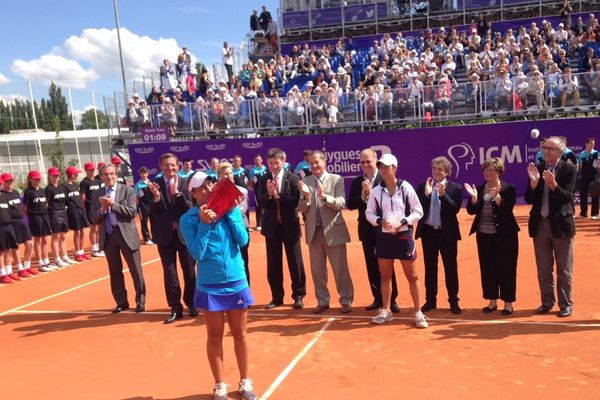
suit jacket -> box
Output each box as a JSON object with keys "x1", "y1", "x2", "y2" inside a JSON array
[
  {"x1": 149, "y1": 176, "x2": 191, "y2": 246},
  {"x1": 256, "y1": 170, "x2": 302, "y2": 241},
  {"x1": 525, "y1": 160, "x2": 576, "y2": 238},
  {"x1": 415, "y1": 180, "x2": 462, "y2": 242},
  {"x1": 346, "y1": 172, "x2": 383, "y2": 242},
  {"x1": 466, "y1": 181, "x2": 520, "y2": 236},
  {"x1": 90, "y1": 184, "x2": 140, "y2": 251},
  {"x1": 298, "y1": 173, "x2": 350, "y2": 247}
]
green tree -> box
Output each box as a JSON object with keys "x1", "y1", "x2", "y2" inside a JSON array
[
  {"x1": 41, "y1": 116, "x2": 76, "y2": 180},
  {"x1": 78, "y1": 108, "x2": 108, "y2": 129},
  {"x1": 46, "y1": 82, "x2": 71, "y2": 131}
]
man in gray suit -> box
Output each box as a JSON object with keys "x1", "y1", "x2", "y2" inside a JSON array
[
  {"x1": 91, "y1": 163, "x2": 146, "y2": 313},
  {"x1": 298, "y1": 150, "x2": 354, "y2": 313}
]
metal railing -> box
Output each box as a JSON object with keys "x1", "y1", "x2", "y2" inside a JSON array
[{"x1": 110, "y1": 70, "x2": 598, "y2": 140}]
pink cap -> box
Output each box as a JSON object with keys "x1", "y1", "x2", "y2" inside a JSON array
[
  {"x1": 111, "y1": 156, "x2": 122, "y2": 165},
  {"x1": 65, "y1": 166, "x2": 81, "y2": 176},
  {"x1": 1, "y1": 172, "x2": 14, "y2": 181},
  {"x1": 84, "y1": 162, "x2": 95, "y2": 171},
  {"x1": 48, "y1": 167, "x2": 61, "y2": 176},
  {"x1": 28, "y1": 170, "x2": 42, "y2": 180}
]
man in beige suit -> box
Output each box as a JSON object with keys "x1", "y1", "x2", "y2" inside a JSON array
[{"x1": 298, "y1": 150, "x2": 354, "y2": 313}]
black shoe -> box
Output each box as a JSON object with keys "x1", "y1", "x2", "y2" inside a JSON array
[
  {"x1": 313, "y1": 305, "x2": 330, "y2": 314},
  {"x1": 390, "y1": 303, "x2": 401, "y2": 314},
  {"x1": 293, "y1": 298, "x2": 304, "y2": 310},
  {"x1": 112, "y1": 305, "x2": 129, "y2": 313},
  {"x1": 421, "y1": 301, "x2": 437, "y2": 313},
  {"x1": 365, "y1": 302, "x2": 382, "y2": 311},
  {"x1": 164, "y1": 310, "x2": 183, "y2": 324},
  {"x1": 501, "y1": 308, "x2": 513, "y2": 316},
  {"x1": 557, "y1": 307, "x2": 572, "y2": 318},
  {"x1": 482, "y1": 305, "x2": 497, "y2": 313},
  {"x1": 189, "y1": 307, "x2": 199, "y2": 317},
  {"x1": 450, "y1": 303, "x2": 462, "y2": 314},
  {"x1": 536, "y1": 304, "x2": 553, "y2": 314},
  {"x1": 265, "y1": 301, "x2": 283, "y2": 310},
  {"x1": 135, "y1": 304, "x2": 145, "y2": 313}
]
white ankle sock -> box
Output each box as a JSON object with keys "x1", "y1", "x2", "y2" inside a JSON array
[
  {"x1": 24, "y1": 261, "x2": 31, "y2": 269},
  {"x1": 17, "y1": 264, "x2": 24, "y2": 271},
  {"x1": 6, "y1": 265, "x2": 12, "y2": 274},
  {"x1": 43, "y1": 258, "x2": 50, "y2": 265}
]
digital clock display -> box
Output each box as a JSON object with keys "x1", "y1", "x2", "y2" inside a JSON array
[{"x1": 140, "y1": 127, "x2": 170, "y2": 143}]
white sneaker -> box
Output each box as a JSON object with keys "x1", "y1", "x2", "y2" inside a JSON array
[
  {"x1": 371, "y1": 308, "x2": 393, "y2": 324},
  {"x1": 39, "y1": 265, "x2": 54, "y2": 273},
  {"x1": 97, "y1": 251, "x2": 105, "y2": 257},
  {"x1": 592, "y1": 216, "x2": 598, "y2": 220},
  {"x1": 48, "y1": 263, "x2": 60, "y2": 271},
  {"x1": 256, "y1": 226, "x2": 261, "y2": 231},
  {"x1": 415, "y1": 311, "x2": 429, "y2": 328},
  {"x1": 239, "y1": 378, "x2": 257, "y2": 400},
  {"x1": 144, "y1": 240, "x2": 154, "y2": 245},
  {"x1": 63, "y1": 257, "x2": 78, "y2": 265},
  {"x1": 91, "y1": 250, "x2": 102, "y2": 257},
  {"x1": 213, "y1": 382, "x2": 228, "y2": 400},
  {"x1": 55, "y1": 259, "x2": 69, "y2": 268}
]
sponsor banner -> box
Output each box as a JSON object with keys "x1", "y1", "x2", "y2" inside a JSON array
[
  {"x1": 282, "y1": 2, "x2": 388, "y2": 29},
  {"x1": 129, "y1": 117, "x2": 599, "y2": 200}
]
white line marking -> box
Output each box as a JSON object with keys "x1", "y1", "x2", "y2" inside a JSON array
[
  {"x1": 0, "y1": 257, "x2": 161, "y2": 317},
  {"x1": 259, "y1": 317, "x2": 335, "y2": 400},
  {"x1": 11, "y1": 309, "x2": 171, "y2": 316}
]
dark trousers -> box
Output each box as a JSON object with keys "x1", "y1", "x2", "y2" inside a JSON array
[
  {"x1": 225, "y1": 64, "x2": 234, "y2": 81},
  {"x1": 157, "y1": 230, "x2": 196, "y2": 312},
  {"x1": 265, "y1": 225, "x2": 306, "y2": 303},
  {"x1": 476, "y1": 232, "x2": 518, "y2": 302},
  {"x1": 579, "y1": 178, "x2": 599, "y2": 217},
  {"x1": 104, "y1": 227, "x2": 146, "y2": 307},
  {"x1": 255, "y1": 207, "x2": 264, "y2": 228},
  {"x1": 139, "y1": 207, "x2": 151, "y2": 241},
  {"x1": 361, "y1": 231, "x2": 398, "y2": 305},
  {"x1": 421, "y1": 226, "x2": 459, "y2": 304},
  {"x1": 241, "y1": 232, "x2": 250, "y2": 285}
]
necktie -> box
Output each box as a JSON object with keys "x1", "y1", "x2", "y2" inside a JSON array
[
  {"x1": 315, "y1": 178, "x2": 323, "y2": 227},
  {"x1": 430, "y1": 186, "x2": 441, "y2": 228},
  {"x1": 275, "y1": 175, "x2": 282, "y2": 223},
  {"x1": 540, "y1": 168, "x2": 553, "y2": 218},
  {"x1": 105, "y1": 188, "x2": 113, "y2": 234}
]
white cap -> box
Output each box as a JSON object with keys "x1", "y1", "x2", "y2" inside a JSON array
[
  {"x1": 188, "y1": 172, "x2": 213, "y2": 191},
  {"x1": 377, "y1": 153, "x2": 398, "y2": 167}
]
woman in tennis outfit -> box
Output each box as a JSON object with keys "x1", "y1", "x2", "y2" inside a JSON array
[
  {"x1": 45, "y1": 167, "x2": 77, "y2": 268},
  {"x1": 179, "y1": 171, "x2": 256, "y2": 400},
  {"x1": 365, "y1": 154, "x2": 428, "y2": 328},
  {"x1": 23, "y1": 170, "x2": 54, "y2": 272}
]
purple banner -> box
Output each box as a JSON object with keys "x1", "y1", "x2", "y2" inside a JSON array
[
  {"x1": 282, "y1": 3, "x2": 388, "y2": 29},
  {"x1": 129, "y1": 117, "x2": 599, "y2": 199}
]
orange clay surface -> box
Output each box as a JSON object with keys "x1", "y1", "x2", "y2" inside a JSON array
[{"x1": 1, "y1": 206, "x2": 599, "y2": 400}]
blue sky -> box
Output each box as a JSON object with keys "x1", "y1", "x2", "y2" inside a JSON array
[{"x1": 0, "y1": 0, "x2": 278, "y2": 120}]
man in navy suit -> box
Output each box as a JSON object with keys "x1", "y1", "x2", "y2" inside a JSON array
[
  {"x1": 148, "y1": 153, "x2": 196, "y2": 324},
  {"x1": 416, "y1": 156, "x2": 463, "y2": 314},
  {"x1": 257, "y1": 148, "x2": 306, "y2": 309},
  {"x1": 347, "y1": 148, "x2": 399, "y2": 312},
  {"x1": 526, "y1": 136, "x2": 577, "y2": 318}
]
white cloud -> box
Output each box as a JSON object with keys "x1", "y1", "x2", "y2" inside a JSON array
[
  {"x1": 0, "y1": 93, "x2": 28, "y2": 104},
  {"x1": 63, "y1": 27, "x2": 195, "y2": 82},
  {"x1": 11, "y1": 55, "x2": 97, "y2": 89},
  {"x1": 10, "y1": 27, "x2": 194, "y2": 90},
  {"x1": 0, "y1": 72, "x2": 10, "y2": 85}
]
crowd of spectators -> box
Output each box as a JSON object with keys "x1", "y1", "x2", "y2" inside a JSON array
[{"x1": 123, "y1": 4, "x2": 600, "y2": 136}]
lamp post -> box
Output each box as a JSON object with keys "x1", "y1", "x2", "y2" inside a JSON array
[{"x1": 113, "y1": 0, "x2": 128, "y2": 100}]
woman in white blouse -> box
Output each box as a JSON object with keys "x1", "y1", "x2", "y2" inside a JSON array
[{"x1": 365, "y1": 154, "x2": 427, "y2": 328}]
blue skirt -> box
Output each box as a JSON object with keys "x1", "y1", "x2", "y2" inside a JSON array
[{"x1": 194, "y1": 282, "x2": 254, "y2": 312}]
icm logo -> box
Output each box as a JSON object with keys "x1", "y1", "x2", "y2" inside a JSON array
[
  {"x1": 206, "y1": 144, "x2": 226, "y2": 151},
  {"x1": 370, "y1": 145, "x2": 392, "y2": 158},
  {"x1": 242, "y1": 142, "x2": 263, "y2": 149},
  {"x1": 447, "y1": 143, "x2": 476, "y2": 178},
  {"x1": 170, "y1": 145, "x2": 189, "y2": 153},
  {"x1": 134, "y1": 146, "x2": 154, "y2": 154},
  {"x1": 148, "y1": 168, "x2": 158, "y2": 175}
]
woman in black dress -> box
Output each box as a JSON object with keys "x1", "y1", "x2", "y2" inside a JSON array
[
  {"x1": 464, "y1": 157, "x2": 520, "y2": 315},
  {"x1": 64, "y1": 166, "x2": 90, "y2": 262},
  {"x1": 23, "y1": 170, "x2": 54, "y2": 272}
]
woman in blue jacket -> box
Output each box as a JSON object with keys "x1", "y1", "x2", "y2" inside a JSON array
[{"x1": 179, "y1": 171, "x2": 256, "y2": 400}]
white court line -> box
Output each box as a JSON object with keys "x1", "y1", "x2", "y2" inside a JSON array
[
  {"x1": 259, "y1": 317, "x2": 335, "y2": 400},
  {"x1": 0, "y1": 257, "x2": 161, "y2": 317}
]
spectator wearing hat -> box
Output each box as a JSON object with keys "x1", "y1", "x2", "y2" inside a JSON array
[
  {"x1": 0, "y1": 174, "x2": 20, "y2": 284},
  {"x1": 134, "y1": 167, "x2": 154, "y2": 245},
  {"x1": 111, "y1": 156, "x2": 127, "y2": 186},
  {"x1": 179, "y1": 171, "x2": 256, "y2": 400},
  {"x1": 91, "y1": 162, "x2": 146, "y2": 314},
  {"x1": 23, "y1": 170, "x2": 53, "y2": 272},
  {"x1": 45, "y1": 167, "x2": 76, "y2": 268},
  {"x1": 80, "y1": 163, "x2": 104, "y2": 257},
  {"x1": 64, "y1": 166, "x2": 91, "y2": 262},
  {"x1": 1, "y1": 173, "x2": 37, "y2": 279},
  {"x1": 126, "y1": 100, "x2": 142, "y2": 133},
  {"x1": 365, "y1": 154, "x2": 427, "y2": 328}
]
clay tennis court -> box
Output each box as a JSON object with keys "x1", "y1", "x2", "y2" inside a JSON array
[{"x1": 1, "y1": 206, "x2": 599, "y2": 399}]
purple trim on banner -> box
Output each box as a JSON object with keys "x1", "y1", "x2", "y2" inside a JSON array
[
  {"x1": 129, "y1": 117, "x2": 599, "y2": 201},
  {"x1": 283, "y1": 3, "x2": 388, "y2": 29}
]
